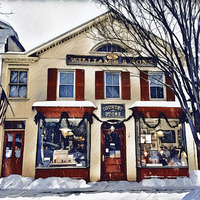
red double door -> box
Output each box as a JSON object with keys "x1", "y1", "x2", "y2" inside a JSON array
[
  {"x1": 1, "y1": 131, "x2": 24, "y2": 177},
  {"x1": 101, "y1": 126, "x2": 126, "y2": 181}
]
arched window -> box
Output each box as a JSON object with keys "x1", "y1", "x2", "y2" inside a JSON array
[{"x1": 96, "y1": 44, "x2": 125, "y2": 53}]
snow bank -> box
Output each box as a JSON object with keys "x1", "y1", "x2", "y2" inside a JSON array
[
  {"x1": 0, "y1": 170, "x2": 199, "y2": 193},
  {"x1": 0, "y1": 175, "x2": 33, "y2": 190}
]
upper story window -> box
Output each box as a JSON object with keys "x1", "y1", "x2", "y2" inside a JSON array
[
  {"x1": 149, "y1": 72, "x2": 165, "y2": 99},
  {"x1": 59, "y1": 71, "x2": 74, "y2": 98},
  {"x1": 105, "y1": 72, "x2": 120, "y2": 98},
  {"x1": 9, "y1": 70, "x2": 27, "y2": 98},
  {"x1": 96, "y1": 44, "x2": 125, "y2": 53}
]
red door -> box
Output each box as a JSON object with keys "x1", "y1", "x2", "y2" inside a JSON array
[
  {"x1": 101, "y1": 124, "x2": 126, "y2": 181},
  {"x1": 1, "y1": 131, "x2": 24, "y2": 177}
]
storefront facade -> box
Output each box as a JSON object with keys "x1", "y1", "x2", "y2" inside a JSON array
[{"x1": 0, "y1": 13, "x2": 198, "y2": 182}]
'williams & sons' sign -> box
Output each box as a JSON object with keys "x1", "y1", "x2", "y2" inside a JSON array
[{"x1": 66, "y1": 54, "x2": 157, "y2": 67}]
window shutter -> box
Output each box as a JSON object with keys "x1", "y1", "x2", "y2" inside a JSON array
[
  {"x1": 76, "y1": 69, "x2": 85, "y2": 101},
  {"x1": 166, "y1": 74, "x2": 175, "y2": 101},
  {"x1": 121, "y1": 71, "x2": 131, "y2": 100},
  {"x1": 95, "y1": 71, "x2": 104, "y2": 99},
  {"x1": 140, "y1": 71, "x2": 149, "y2": 101},
  {"x1": 47, "y1": 68, "x2": 57, "y2": 100}
]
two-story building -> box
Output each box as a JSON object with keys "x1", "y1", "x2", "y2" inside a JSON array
[{"x1": 0, "y1": 12, "x2": 198, "y2": 182}]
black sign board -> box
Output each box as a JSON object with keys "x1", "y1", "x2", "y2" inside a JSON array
[
  {"x1": 66, "y1": 54, "x2": 157, "y2": 67},
  {"x1": 101, "y1": 104, "x2": 125, "y2": 118}
]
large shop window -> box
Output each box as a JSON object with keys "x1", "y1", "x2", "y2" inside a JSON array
[
  {"x1": 136, "y1": 118, "x2": 188, "y2": 168},
  {"x1": 59, "y1": 71, "x2": 74, "y2": 98},
  {"x1": 9, "y1": 70, "x2": 27, "y2": 98},
  {"x1": 105, "y1": 72, "x2": 120, "y2": 98},
  {"x1": 149, "y1": 72, "x2": 164, "y2": 99},
  {"x1": 36, "y1": 118, "x2": 90, "y2": 168}
]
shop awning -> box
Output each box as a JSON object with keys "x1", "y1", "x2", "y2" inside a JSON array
[
  {"x1": 32, "y1": 101, "x2": 97, "y2": 118},
  {"x1": 129, "y1": 101, "x2": 183, "y2": 118}
]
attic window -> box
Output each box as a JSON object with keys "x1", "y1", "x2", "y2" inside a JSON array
[{"x1": 96, "y1": 44, "x2": 125, "y2": 53}]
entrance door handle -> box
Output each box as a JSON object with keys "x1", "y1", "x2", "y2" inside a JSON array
[{"x1": 102, "y1": 155, "x2": 105, "y2": 162}]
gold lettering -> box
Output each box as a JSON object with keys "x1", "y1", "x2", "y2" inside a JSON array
[
  {"x1": 70, "y1": 58, "x2": 77, "y2": 63},
  {"x1": 93, "y1": 59, "x2": 97, "y2": 63},
  {"x1": 98, "y1": 59, "x2": 103, "y2": 64},
  {"x1": 103, "y1": 59, "x2": 111, "y2": 64}
]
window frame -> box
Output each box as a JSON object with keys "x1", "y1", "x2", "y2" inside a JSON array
[
  {"x1": 104, "y1": 71, "x2": 121, "y2": 99},
  {"x1": 57, "y1": 70, "x2": 75, "y2": 100},
  {"x1": 36, "y1": 118, "x2": 90, "y2": 169},
  {"x1": 149, "y1": 72, "x2": 166, "y2": 100},
  {"x1": 8, "y1": 69, "x2": 28, "y2": 99}
]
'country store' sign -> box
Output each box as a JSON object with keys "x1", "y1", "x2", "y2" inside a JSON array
[{"x1": 101, "y1": 104, "x2": 125, "y2": 118}]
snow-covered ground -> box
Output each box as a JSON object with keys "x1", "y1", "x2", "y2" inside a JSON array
[{"x1": 0, "y1": 171, "x2": 200, "y2": 199}]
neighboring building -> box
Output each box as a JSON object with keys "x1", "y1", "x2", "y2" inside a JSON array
[
  {"x1": 0, "y1": 20, "x2": 25, "y2": 80},
  {"x1": 0, "y1": 13, "x2": 198, "y2": 182}
]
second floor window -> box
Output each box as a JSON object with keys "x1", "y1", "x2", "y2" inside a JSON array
[
  {"x1": 59, "y1": 71, "x2": 74, "y2": 98},
  {"x1": 105, "y1": 72, "x2": 120, "y2": 98},
  {"x1": 9, "y1": 70, "x2": 27, "y2": 98},
  {"x1": 149, "y1": 73, "x2": 164, "y2": 99}
]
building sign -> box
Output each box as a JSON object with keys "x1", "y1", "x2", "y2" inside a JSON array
[
  {"x1": 66, "y1": 54, "x2": 156, "y2": 67},
  {"x1": 101, "y1": 104, "x2": 125, "y2": 118}
]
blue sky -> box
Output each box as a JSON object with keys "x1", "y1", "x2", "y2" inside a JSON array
[{"x1": 0, "y1": 0, "x2": 104, "y2": 51}]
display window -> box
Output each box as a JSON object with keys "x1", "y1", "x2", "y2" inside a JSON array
[
  {"x1": 36, "y1": 118, "x2": 90, "y2": 168},
  {"x1": 136, "y1": 118, "x2": 188, "y2": 167}
]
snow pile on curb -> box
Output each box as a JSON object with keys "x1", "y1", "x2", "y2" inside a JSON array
[
  {"x1": 0, "y1": 175, "x2": 33, "y2": 190},
  {"x1": 0, "y1": 170, "x2": 200, "y2": 192}
]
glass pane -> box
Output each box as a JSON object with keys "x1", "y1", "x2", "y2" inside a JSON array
[
  {"x1": 19, "y1": 72, "x2": 27, "y2": 83},
  {"x1": 66, "y1": 85, "x2": 74, "y2": 97},
  {"x1": 60, "y1": 73, "x2": 67, "y2": 84},
  {"x1": 150, "y1": 87, "x2": 156, "y2": 98},
  {"x1": 36, "y1": 119, "x2": 88, "y2": 168},
  {"x1": 106, "y1": 73, "x2": 112, "y2": 85},
  {"x1": 10, "y1": 71, "x2": 18, "y2": 83},
  {"x1": 105, "y1": 133, "x2": 121, "y2": 158},
  {"x1": 106, "y1": 86, "x2": 112, "y2": 98},
  {"x1": 67, "y1": 73, "x2": 74, "y2": 84},
  {"x1": 9, "y1": 85, "x2": 18, "y2": 97},
  {"x1": 59, "y1": 85, "x2": 67, "y2": 97},
  {"x1": 150, "y1": 74, "x2": 163, "y2": 86},
  {"x1": 113, "y1": 86, "x2": 119, "y2": 98},
  {"x1": 19, "y1": 86, "x2": 27, "y2": 97},
  {"x1": 113, "y1": 74, "x2": 119, "y2": 85},
  {"x1": 5, "y1": 134, "x2": 13, "y2": 158},
  {"x1": 157, "y1": 87, "x2": 164, "y2": 98},
  {"x1": 14, "y1": 134, "x2": 22, "y2": 158}
]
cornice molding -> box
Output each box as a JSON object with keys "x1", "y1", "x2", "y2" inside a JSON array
[
  {"x1": 35, "y1": 27, "x2": 91, "y2": 57},
  {"x1": 3, "y1": 57, "x2": 39, "y2": 63}
]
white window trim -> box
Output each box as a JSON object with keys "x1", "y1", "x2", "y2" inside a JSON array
[
  {"x1": 8, "y1": 69, "x2": 28, "y2": 99},
  {"x1": 57, "y1": 70, "x2": 75, "y2": 100},
  {"x1": 149, "y1": 72, "x2": 166, "y2": 100},
  {"x1": 104, "y1": 71, "x2": 121, "y2": 99}
]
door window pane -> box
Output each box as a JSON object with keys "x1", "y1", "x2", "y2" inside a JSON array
[
  {"x1": 5, "y1": 134, "x2": 13, "y2": 158},
  {"x1": 14, "y1": 134, "x2": 22, "y2": 158},
  {"x1": 105, "y1": 132, "x2": 121, "y2": 158}
]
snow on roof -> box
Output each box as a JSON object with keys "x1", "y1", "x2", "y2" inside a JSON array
[
  {"x1": 32, "y1": 101, "x2": 97, "y2": 108},
  {"x1": 129, "y1": 101, "x2": 181, "y2": 109}
]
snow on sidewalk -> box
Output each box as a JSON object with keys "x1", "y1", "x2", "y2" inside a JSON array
[{"x1": 0, "y1": 170, "x2": 200, "y2": 199}]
